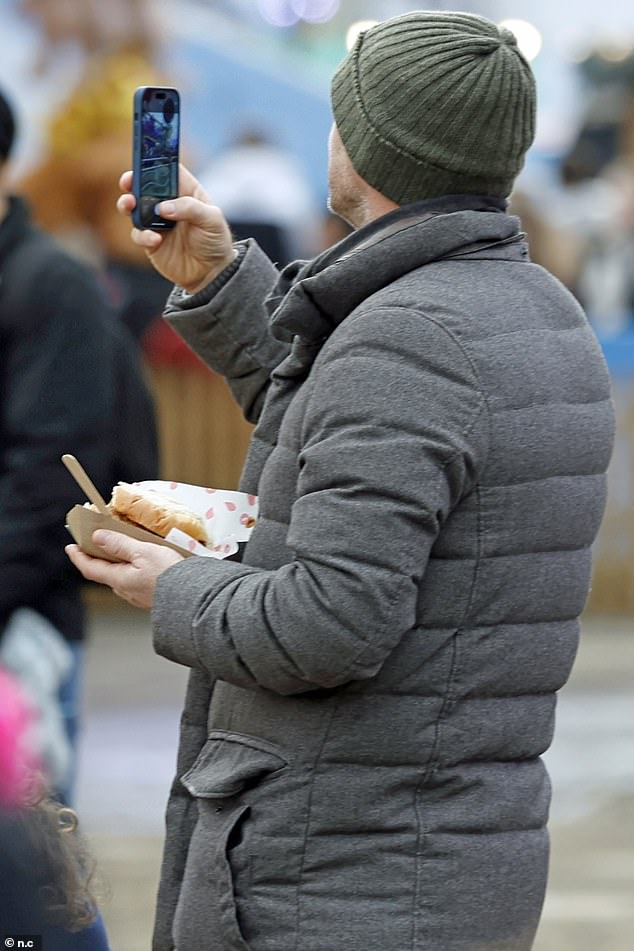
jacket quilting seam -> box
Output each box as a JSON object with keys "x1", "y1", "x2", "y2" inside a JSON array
[
  {"x1": 412, "y1": 481, "x2": 484, "y2": 947},
  {"x1": 293, "y1": 701, "x2": 342, "y2": 951},
  {"x1": 306, "y1": 302, "x2": 490, "y2": 458}
]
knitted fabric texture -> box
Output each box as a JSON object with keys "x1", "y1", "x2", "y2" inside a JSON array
[{"x1": 331, "y1": 11, "x2": 536, "y2": 203}]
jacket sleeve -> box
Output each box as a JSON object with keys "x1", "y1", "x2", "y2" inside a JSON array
[
  {"x1": 152, "y1": 305, "x2": 489, "y2": 694},
  {"x1": 0, "y1": 253, "x2": 117, "y2": 628},
  {"x1": 163, "y1": 240, "x2": 291, "y2": 424}
]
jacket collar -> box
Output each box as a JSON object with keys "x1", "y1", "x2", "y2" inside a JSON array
[{"x1": 267, "y1": 194, "x2": 526, "y2": 344}]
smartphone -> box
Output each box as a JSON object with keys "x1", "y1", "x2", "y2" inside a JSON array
[{"x1": 132, "y1": 86, "x2": 180, "y2": 230}]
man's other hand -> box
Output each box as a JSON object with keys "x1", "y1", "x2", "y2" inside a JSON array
[{"x1": 66, "y1": 530, "x2": 184, "y2": 610}]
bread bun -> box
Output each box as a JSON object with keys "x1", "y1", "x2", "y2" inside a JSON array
[{"x1": 108, "y1": 483, "x2": 208, "y2": 546}]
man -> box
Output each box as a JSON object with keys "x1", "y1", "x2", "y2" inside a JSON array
[
  {"x1": 0, "y1": 86, "x2": 158, "y2": 804},
  {"x1": 67, "y1": 12, "x2": 615, "y2": 951}
]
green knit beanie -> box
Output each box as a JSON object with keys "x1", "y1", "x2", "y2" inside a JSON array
[{"x1": 331, "y1": 11, "x2": 537, "y2": 203}]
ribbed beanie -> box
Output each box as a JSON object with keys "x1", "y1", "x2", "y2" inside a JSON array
[{"x1": 331, "y1": 11, "x2": 537, "y2": 203}]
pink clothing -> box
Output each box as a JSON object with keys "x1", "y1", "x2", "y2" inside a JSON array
[{"x1": 0, "y1": 667, "x2": 41, "y2": 808}]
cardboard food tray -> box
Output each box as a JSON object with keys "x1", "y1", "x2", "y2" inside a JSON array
[
  {"x1": 66, "y1": 504, "x2": 195, "y2": 562},
  {"x1": 62, "y1": 455, "x2": 258, "y2": 561}
]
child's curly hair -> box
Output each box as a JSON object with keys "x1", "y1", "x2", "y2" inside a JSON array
[
  {"x1": 19, "y1": 795, "x2": 100, "y2": 931},
  {"x1": 1, "y1": 667, "x2": 102, "y2": 931}
]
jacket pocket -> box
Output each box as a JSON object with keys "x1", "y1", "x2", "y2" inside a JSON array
[
  {"x1": 173, "y1": 731, "x2": 289, "y2": 951},
  {"x1": 181, "y1": 730, "x2": 288, "y2": 798}
]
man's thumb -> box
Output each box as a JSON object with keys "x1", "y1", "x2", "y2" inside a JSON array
[
  {"x1": 92, "y1": 529, "x2": 135, "y2": 562},
  {"x1": 157, "y1": 195, "x2": 225, "y2": 230}
]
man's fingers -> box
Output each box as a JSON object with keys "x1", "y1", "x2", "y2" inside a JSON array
[
  {"x1": 65, "y1": 531, "x2": 148, "y2": 580},
  {"x1": 65, "y1": 543, "x2": 88, "y2": 570},
  {"x1": 117, "y1": 192, "x2": 136, "y2": 217},
  {"x1": 65, "y1": 543, "x2": 123, "y2": 586},
  {"x1": 92, "y1": 529, "x2": 149, "y2": 562},
  {"x1": 119, "y1": 169, "x2": 133, "y2": 193},
  {"x1": 119, "y1": 164, "x2": 203, "y2": 201},
  {"x1": 67, "y1": 534, "x2": 182, "y2": 610},
  {"x1": 177, "y1": 163, "x2": 209, "y2": 200},
  {"x1": 156, "y1": 195, "x2": 222, "y2": 229},
  {"x1": 130, "y1": 226, "x2": 163, "y2": 250}
]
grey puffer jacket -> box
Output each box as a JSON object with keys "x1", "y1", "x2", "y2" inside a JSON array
[{"x1": 151, "y1": 200, "x2": 614, "y2": 951}]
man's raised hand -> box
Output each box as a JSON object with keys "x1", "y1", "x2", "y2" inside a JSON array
[{"x1": 117, "y1": 164, "x2": 237, "y2": 293}]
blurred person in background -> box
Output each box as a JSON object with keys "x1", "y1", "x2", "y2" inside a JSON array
[
  {"x1": 559, "y1": 58, "x2": 634, "y2": 332},
  {"x1": 0, "y1": 86, "x2": 158, "y2": 805},
  {"x1": 16, "y1": 0, "x2": 174, "y2": 341},
  {"x1": 197, "y1": 125, "x2": 321, "y2": 266},
  {"x1": 0, "y1": 666, "x2": 110, "y2": 948},
  {"x1": 512, "y1": 48, "x2": 634, "y2": 335},
  {"x1": 68, "y1": 12, "x2": 614, "y2": 951}
]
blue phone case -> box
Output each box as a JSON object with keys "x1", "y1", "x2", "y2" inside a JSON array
[{"x1": 132, "y1": 86, "x2": 180, "y2": 231}]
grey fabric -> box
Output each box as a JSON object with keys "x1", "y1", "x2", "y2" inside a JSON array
[{"x1": 152, "y1": 202, "x2": 614, "y2": 951}]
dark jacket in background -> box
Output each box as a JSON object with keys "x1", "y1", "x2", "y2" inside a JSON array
[
  {"x1": 0, "y1": 196, "x2": 158, "y2": 644},
  {"x1": 152, "y1": 199, "x2": 614, "y2": 951},
  {"x1": 0, "y1": 811, "x2": 109, "y2": 949}
]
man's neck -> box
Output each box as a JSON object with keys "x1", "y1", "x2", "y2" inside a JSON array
[
  {"x1": 0, "y1": 193, "x2": 9, "y2": 225},
  {"x1": 342, "y1": 192, "x2": 399, "y2": 231}
]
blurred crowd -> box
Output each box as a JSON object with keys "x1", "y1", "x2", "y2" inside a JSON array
[
  {"x1": 4, "y1": 1, "x2": 634, "y2": 342},
  {"x1": 3, "y1": 0, "x2": 349, "y2": 353},
  {"x1": 512, "y1": 47, "x2": 634, "y2": 336}
]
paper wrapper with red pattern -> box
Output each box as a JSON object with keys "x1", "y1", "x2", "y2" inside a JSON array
[
  {"x1": 66, "y1": 480, "x2": 258, "y2": 561},
  {"x1": 139, "y1": 480, "x2": 258, "y2": 558}
]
